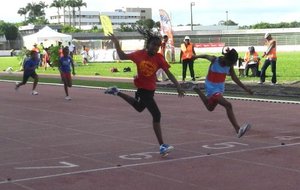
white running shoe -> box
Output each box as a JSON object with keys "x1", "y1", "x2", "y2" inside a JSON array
[
  {"x1": 237, "y1": 123, "x2": 251, "y2": 138},
  {"x1": 65, "y1": 96, "x2": 72, "y2": 101},
  {"x1": 31, "y1": 90, "x2": 39, "y2": 95},
  {"x1": 15, "y1": 82, "x2": 19, "y2": 91}
]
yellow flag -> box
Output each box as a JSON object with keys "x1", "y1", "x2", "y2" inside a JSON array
[{"x1": 100, "y1": 15, "x2": 113, "y2": 36}]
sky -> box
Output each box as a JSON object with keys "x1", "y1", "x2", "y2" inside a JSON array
[{"x1": 2, "y1": 0, "x2": 300, "y2": 26}]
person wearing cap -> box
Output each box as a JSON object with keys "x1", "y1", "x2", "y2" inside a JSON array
[
  {"x1": 259, "y1": 33, "x2": 277, "y2": 85},
  {"x1": 191, "y1": 47, "x2": 253, "y2": 138},
  {"x1": 180, "y1": 36, "x2": 196, "y2": 82},
  {"x1": 243, "y1": 46, "x2": 260, "y2": 77}
]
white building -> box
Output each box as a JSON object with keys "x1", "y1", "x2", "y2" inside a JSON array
[
  {"x1": 49, "y1": 11, "x2": 100, "y2": 30},
  {"x1": 48, "y1": 8, "x2": 152, "y2": 30}
]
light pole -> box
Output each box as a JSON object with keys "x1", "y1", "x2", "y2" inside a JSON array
[
  {"x1": 226, "y1": 10, "x2": 228, "y2": 30},
  {"x1": 190, "y1": 2, "x2": 195, "y2": 31}
]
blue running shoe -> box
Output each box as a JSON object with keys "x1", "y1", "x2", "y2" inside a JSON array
[
  {"x1": 104, "y1": 86, "x2": 119, "y2": 96},
  {"x1": 160, "y1": 144, "x2": 174, "y2": 157}
]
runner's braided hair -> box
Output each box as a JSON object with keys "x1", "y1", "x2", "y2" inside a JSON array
[{"x1": 137, "y1": 27, "x2": 161, "y2": 49}]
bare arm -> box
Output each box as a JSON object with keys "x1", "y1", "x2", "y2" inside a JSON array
[
  {"x1": 263, "y1": 40, "x2": 276, "y2": 57},
  {"x1": 230, "y1": 66, "x2": 253, "y2": 95},
  {"x1": 70, "y1": 57, "x2": 75, "y2": 75},
  {"x1": 108, "y1": 33, "x2": 128, "y2": 60},
  {"x1": 165, "y1": 69, "x2": 185, "y2": 97},
  {"x1": 193, "y1": 54, "x2": 216, "y2": 62}
]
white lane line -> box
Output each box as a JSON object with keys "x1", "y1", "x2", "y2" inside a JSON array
[
  {"x1": 1, "y1": 142, "x2": 300, "y2": 185},
  {"x1": 15, "y1": 162, "x2": 78, "y2": 170}
]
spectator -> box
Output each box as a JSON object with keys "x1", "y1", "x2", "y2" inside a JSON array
[
  {"x1": 156, "y1": 34, "x2": 169, "y2": 82},
  {"x1": 180, "y1": 36, "x2": 196, "y2": 82},
  {"x1": 244, "y1": 46, "x2": 260, "y2": 77},
  {"x1": 37, "y1": 42, "x2": 44, "y2": 67},
  {"x1": 259, "y1": 33, "x2": 277, "y2": 85},
  {"x1": 68, "y1": 41, "x2": 75, "y2": 58},
  {"x1": 81, "y1": 45, "x2": 89, "y2": 65}
]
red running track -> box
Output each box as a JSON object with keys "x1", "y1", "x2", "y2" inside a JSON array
[{"x1": 0, "y1": 81, "x2": 300, "y2": 190}]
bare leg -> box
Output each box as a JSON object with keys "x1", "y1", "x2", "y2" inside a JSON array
[
  {"x1": 117, "y1": 92, "x2": 137, "y2": 106},
  {"x1": 217, "y1": 96, "x2": 240, "y2": 133},
  {"x1": 32, "y1": 75, "x2": 38, "y2": 91},
  {"x1": 64, "y1": 83, "x2": 69, "y2": 96},
  {"x1": 153, "y1": 122, "x2": 164, "y2": 145},
  {"x1": 193, "y1": 87, "x2": 217, "y2": 111}
]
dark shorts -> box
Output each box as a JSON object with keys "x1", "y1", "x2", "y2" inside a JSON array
[
  {"x1": 23, "y1": 71, "x2": 37, "y2": 83},
  {"x1": 134, "y1": 88, "x2": 161, "y2": 123}
]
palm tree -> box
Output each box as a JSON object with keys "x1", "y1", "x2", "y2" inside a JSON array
[
  {"x1": 60, "y1": 0, "x2": 67, "y2": 25},
  {"x1": 75, "y1": 0, "x2": 87, "y2": 29},
  {"x1": 50, "y1": 0, "x2": 62, "y2": 24},
  {"x1": 68, "y1": 0, "x2": 77, "y2": 27},
  {"x1": 26, "y1": 2, "x2": 48, "y2": 21},
  {"x1": 65, "y1": 0, "x2": 74, "y2": 26},
  {"x1": 17, "y1": 7, "x2": 28, "y2": 22}
]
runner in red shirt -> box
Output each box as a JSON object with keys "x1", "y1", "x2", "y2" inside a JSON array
[{"x1": 105, "y1": 29, "x2": 185, "y2": 157}]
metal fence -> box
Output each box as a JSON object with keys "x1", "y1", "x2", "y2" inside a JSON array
[{"x1": 173, "y1": 33, "x2": 300, "y2": 47}]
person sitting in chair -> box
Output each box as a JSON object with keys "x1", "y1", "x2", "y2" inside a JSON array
[{"x1": 243, "y1": 46, "x2": 260, "y2": 77}]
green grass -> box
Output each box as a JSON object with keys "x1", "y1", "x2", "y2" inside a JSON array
[{"x1": 1, "y1": 51, "x2": 300, "y2": 83}]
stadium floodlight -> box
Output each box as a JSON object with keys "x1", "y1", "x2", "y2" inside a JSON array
[{"x1": 191, "y1": 2, "x2": 195, "y2": 31}]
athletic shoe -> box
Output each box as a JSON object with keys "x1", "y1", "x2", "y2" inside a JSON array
[
  {"x1": 159, "y1": 144, "x2": 174, "y2": 157},
  {"x1": 237, "y1": 123, "x2": 251, "y2": 138},
  {"x1": 271, "y1": 83, "x2": 277, "y2": 86},
  {"x1": 257, "y1": 81, "x2": 264, "y2": 84},
  {"x1": 31, "y1": 90, "x2": 39, "y2": 95},
  {"x1": 65, "y1": 96, "x2": 72, "y2": 101},
  {"x1": 15, "y1": 82, "x2": 19, "y2": 91},
  {"x1": 104, "y1": 86, "x2": 119, "y2": 96}
]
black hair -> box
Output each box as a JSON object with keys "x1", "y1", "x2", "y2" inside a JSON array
[
  {"x1": 249, "y1": 46, "x2": 255, "y2": 52},
  {"x1": 137, "y1": 27, "x2": 161, "y2": 49},
  {"x1": 224, "y1": 48, "x2": 238, "y2": 63}
]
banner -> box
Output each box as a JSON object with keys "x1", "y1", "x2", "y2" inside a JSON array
[
  {"x1": 100, "y1": 15, "x2": 113, "y2": 36},
  {"x1": 159, "y1": 9, "x2": 175, "y2": 62}
]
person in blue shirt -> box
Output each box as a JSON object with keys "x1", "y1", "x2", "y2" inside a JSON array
[
  {"x1": 58, "y1": 47, "x2": 75, "y2": 100},
  {"x1": 15, "y1": 50, "x2": 39, "y2": 95}
]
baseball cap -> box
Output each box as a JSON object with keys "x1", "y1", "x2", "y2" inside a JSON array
[
  {"x1": 184, "y1": 36, "x2": 190, "y2": 41},
  {"x1": 264, "y1": 33, "x2": 271, "y2": 39}
]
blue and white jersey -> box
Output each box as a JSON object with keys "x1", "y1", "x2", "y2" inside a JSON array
[{"x1": 205, "y1": 57, "x2": 230, "y2": 97}]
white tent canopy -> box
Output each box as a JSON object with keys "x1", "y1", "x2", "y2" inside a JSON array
[{"x1": 23, "y1": 26, "x2": 72, "y2": 49}]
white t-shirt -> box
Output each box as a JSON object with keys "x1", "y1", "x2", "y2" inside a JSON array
[{"x1": 68, "y1": 44, "x2": 75, "y2": 52}]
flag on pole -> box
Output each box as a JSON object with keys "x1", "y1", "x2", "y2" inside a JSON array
[
  {"x1": 100, "y1": 15, "x2": 113, "y2": 36},
  {"x1": 159, "y1": 9, "x2": 175, "y2": 62}
]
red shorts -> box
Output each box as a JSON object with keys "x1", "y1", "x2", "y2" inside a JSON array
[
  {"x1": 61, "y1": 72, "x2": 71, "y2": 80},
  {"x1": 207, "y1": 92, "x2": 222, "y2": 106}
]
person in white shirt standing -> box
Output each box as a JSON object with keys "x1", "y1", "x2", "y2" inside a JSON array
[{"x1": 68, "y1": 41, "x2": 75, "y2": 58}]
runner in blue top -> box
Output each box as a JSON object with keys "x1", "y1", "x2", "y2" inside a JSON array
[
  {"x1": 15, "y1": 50, "x2": 39, "y2": 95},
  {"x1": 58, "y1": 47, "x2": 75, "y2": 100},
  {"x1": 192, "y1": 47, "x2": 253, "y2": 138}
]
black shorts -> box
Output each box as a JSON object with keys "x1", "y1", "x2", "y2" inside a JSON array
[
  {"x1": 134, "y1": 88, "x2": 161, "y2": 123},
  {"x1": 23, "y1": 71, "x2": 37, "y2": 84}
]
